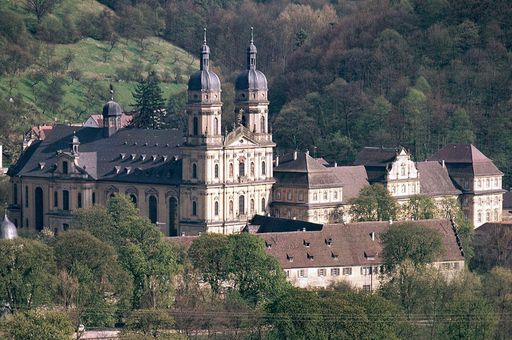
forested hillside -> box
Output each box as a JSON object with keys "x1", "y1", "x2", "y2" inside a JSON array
[{"x1": 1, "y1": 0, "x2": 512, "y2": 185}]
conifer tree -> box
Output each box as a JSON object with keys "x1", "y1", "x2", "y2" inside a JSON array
[{"x1": 131, "y1": 71, "x2": 166, "y2": 129}]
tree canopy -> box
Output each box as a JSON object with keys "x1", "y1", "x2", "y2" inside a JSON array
[{"x1": 349, "y1": 184, "x2": 398, "y2": 222}]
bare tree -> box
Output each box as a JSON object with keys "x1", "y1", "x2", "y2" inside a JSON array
[{"x1": 24, "y1": 0, "x2": 62, "y2": 23}]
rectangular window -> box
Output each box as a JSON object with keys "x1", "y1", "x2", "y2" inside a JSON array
[
  {"x1": 77, "y1": 193, "x2": 82, "y2": 209},
  {"x1": 298, "y1": 192, "x2": 304, "y2": 201},
  {"x1": 286, "y1": 270, "x2": 290, "y2": 278},
  {"x1": 342, "y1": 267, "x2": 352, "y2": 275},
  {"x1": 318, "y1": 268, "x2": 326, "y2": 277},
  {"x1": 298, "y1": 269, "x2": 307, "y2": 278},
  {"x1": 13, "y1": 184, "x2": 18, "y2": 205},
  {"x1": 363, "y1": 285, "x2": 371, "y2": 292},
  {"x1": 25, "y1": 186, "x2": 29, "y2": 207},
  {"x1": 92, "y1": 192, "x2": 96, "y2": 205},
  {"x1": 54, "y1": 191, "x2": 58, "y2": 207},
  {"x1": 331, "y1": 268, "x2": 340, "y2": 276}
]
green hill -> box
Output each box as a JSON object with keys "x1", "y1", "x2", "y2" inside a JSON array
[{"x1": 0, "y1": 36, "x2": 197, "y2": 124}]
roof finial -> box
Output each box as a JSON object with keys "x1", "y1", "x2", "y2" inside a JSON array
[
  {"x1": 250, "y1": 26, "x2": 254, "y2": 44},
  {"x1": 203, "y1": 27, "x2": 207, "y2": 44},
  {"x1": 109, "y1": 83, "x2": 114, "y2": 101}
]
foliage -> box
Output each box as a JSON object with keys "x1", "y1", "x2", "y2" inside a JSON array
[
  {"x1": 0, "y1": 238, "x2": 56, "y2": 311},
  {"x1": 227, "y1": 233, "x2": 289, "y2": 306},
  {"x1": 402, "y1": 194, "x2": 436, "y2": 220},
  {"x1": 131, "y1": 71, "x2": 167, "y2": 129},
  {"x1": 188, "y1": 234, "x2": 231, "y2": 294},
  {"x1": 78, "y1": 195, "x2": 179, "y2": 309},
  {"x1": 6, "y1": 309, "x2": 74, "y2": 340},
  {"x1": 380, "y1": 222, "x2": 443, "y2": 270},
  {"x1": 349, "y1": 184, "x2": 398, "y2": 222},
  {"x1": 440, "y1": 294, "x2": 497, "y2": 339},
  {"x1": 470, "y1": 223, "x2": 512, "y2": 273},
  {"x1": 23, "y1": 0, "x2": 63, "y2": 23},
  {"x1": 483, "y1": 267, "x2": 512, "y2": 339},
  {"x1": 52, "y1": 230, "x2": 132, "y2": 327},
  {"x1": 123, "y1": 309, "x2": 174, "y2": 338}
]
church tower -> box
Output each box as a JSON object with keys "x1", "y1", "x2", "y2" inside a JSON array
[
  {"x1": 180, "y1": 29, "x2": 225, "y2": 235},
  {"x1": 234, "y1": 27, "x2": 270, "y2": 142}
]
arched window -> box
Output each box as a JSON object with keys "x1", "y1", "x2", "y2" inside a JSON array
[
  {"x1": 214, "y1": 117, "x2": 219, "y2": 135},
  {"x1": 149, "y1": 195, "x2": 157, "y2": 224},
  {"x1": 54, "y1": 191, "x2": 58, "y2": 207},
  {"x1": 485, "y1": 210, "x2": 490, "y2": 222},
  {"x1": 250, "y1": 162, "x2": 255, "y2": 177},
  {"x1": 494, "y1": 209, "x2": 499, "y2": 221},
  {"x1": 250, "y1": 199, "x2": 254, "y2": 214},
  {"x1": 168, "y1": 197, "x2": 178, "y2": 236},
  {"x1": 229, "y1": 200, "x2": 233, "y2": 217},
  {"x1": 239, "y1": 195, "x2": 245, "y2": 215},
  {"x1": 214, "y1": 201, "x2": 219, "y2": 216},
  {"x1": 192, "y1": 201, "x2": 197, "y2": 216},
  {"x1": 193, "y1": 117, "x2": 199, "y2": 136},
  {"x1": 477, "y1": 210, "x2": 482, "y2": 223},
  {"x1": 63, "y1": 190, "x2": 70, "y2": 211},
  {"x1": 261, "y1": 197, "x2": 266, "y2": 212},
  {"x1": 77, "y1": 192, "x2": 82, "y2": 209},
  {"x1": 63, "y1": 161, "x2": 68, "y2": 174},
  {"x1": 214, "y1": 164, "x2": 219, "y2": 178},
  {"x1": 192, "y1": 163, "x2": 197, "y2": 179},
  {"x1": 239, "y1": 161, "x2": 245, "y2": 177},
  {"x1": 261, "y1": 161, "x2": 266, "y2": 175},
  {"x1": 35, "y1": 187, "x2": 44, "y2": 231},
  {"x1": 130, "y1": 194, "x2": 137, "y2": 206},
  {"x1": 229, "y1": 163, "x2": 233, "y2": 177},
  {"x1": 260, "y1": 116, "x2": 265, "y2": 133}
]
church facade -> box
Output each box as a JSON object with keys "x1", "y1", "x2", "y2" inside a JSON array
[{"x1": 6, "y1": 36, "x2": 504, "y2": 235}]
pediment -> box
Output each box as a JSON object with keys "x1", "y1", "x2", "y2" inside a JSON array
[{"x1": 225, "y1": 126, "x2": 259, "y2": 147}]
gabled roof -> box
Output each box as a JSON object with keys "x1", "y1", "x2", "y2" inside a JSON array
[
  {"x1": 416, "y1": 161, "x2": 461, "y2": 196},
  {"x1": 9, "y1": 125, "x2": 184, "y2": 185},
  {"x1": 354, "y1": 146, "x2": 401, "y2": 166},
  {"x1": 428, "y1": 144, "x2": 502, "y2": 176},
  {"x1": 260, "y1": 219, "x2": 464, "y2": 269}
]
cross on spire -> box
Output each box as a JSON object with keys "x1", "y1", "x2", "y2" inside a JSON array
[
  {"x1": 203, "y1": 27, "x2": 207, "y2": 44},
  {"x1": 250, "y1": 26, "x2": 254, "y2": 44},
  {"x1": 109, "y1": 84, "x2": 114, "y2": 101}
]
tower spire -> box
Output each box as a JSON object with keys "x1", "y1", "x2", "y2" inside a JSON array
[
  {"x1": 200, "y1": 27, "x2": 210, "y2": 71},
  {"x1": 247, "y1": 27, "x2": 257, "y2": 70},
  {"x1": 109, "y1": 84, "x2": 114, "y2": 101}
]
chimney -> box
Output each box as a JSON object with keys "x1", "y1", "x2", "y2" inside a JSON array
[
  {"x1": 442, "y1": 160, "x2": 445, "y2": 168},
  {"x1": 334, "y1": 162, "x2": 337, "y2": 167},
  {"x1": 370, "y1": 232, "x2": 375, "y2": 241},
  {"x1": 305, "y1": 150, "x2": 309, "y2": 155},
  {"x1": 293, "y1": 151, "x2": 297, "y2": 160},
  {"x1": 302, "y1": 227, "x2": 306, "y2": 232},
  {"x1": 181, "y1": 232, "x2": 185, "y2": 236},
  {"x1": 389, "y1": 219, "x2": 393, "y2": 225}
]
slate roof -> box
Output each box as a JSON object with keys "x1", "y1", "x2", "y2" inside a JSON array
[
  {"x1": 246, "y1": 215, "x2": 323, "y2": 233},
  {"x1": 428, "y1": 144, "x2": 502, "y2": 176},
  {"x1": 9, "y1": 125, "x2": 184, "y2": 185},
  {"x1": 260, "y1": 219, "x2": 464, "y2": 269},
  {"x1": 416, "y1": 161, "x2": 461, "y2": 196}
]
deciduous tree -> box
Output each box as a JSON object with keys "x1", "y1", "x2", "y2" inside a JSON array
[{"x1": 349, "y1": 184, "x2": 398, "y2": 222}]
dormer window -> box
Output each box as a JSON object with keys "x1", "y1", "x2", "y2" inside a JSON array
[
  {"x1": 287, "y1": 254, "x2": 294, "y2": 262},
  {"x1": 325, "y1": 237, "x2": 332, "y2": 246},
  {"x1": 331, "y1": 251, "x2": 338, "y2": 260},
  {"x1": 303, "y1": 240, "x2": 310, "y2": 247},
  {"x1": 307, "y1": 253, "x2": 314, "y2": 260},
  {"x1": 265, "y1": 241, "x2": 272, "y2": 249}
]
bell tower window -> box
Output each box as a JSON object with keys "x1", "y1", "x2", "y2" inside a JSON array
[
  {"x1": 192, "y1": 163, "x2": 197, "y2": 179},
  {"x1": 193, "y1": 117, "x2": 199, "y2": 136},
  {"x1": 239, "y1": 161, "x2": 245, "y2": 177}
]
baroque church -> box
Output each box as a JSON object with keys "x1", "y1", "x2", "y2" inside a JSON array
[{"x1": 6, "y1": 33, "x2": 505, "y2": 236}]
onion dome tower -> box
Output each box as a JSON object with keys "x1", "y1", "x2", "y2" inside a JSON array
[
  {"x1": 234, "y1": 27, "x2": 269, "y2": 137},
  {"x1": 186, "y1": 28, "x2": 222, "y2": 146},
  {"x1": 1, "y1": 213, "x2": 17, "y2": 240},
  {"x1": 102, "y1": 87, "x2": 123, "y2": 137}
]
